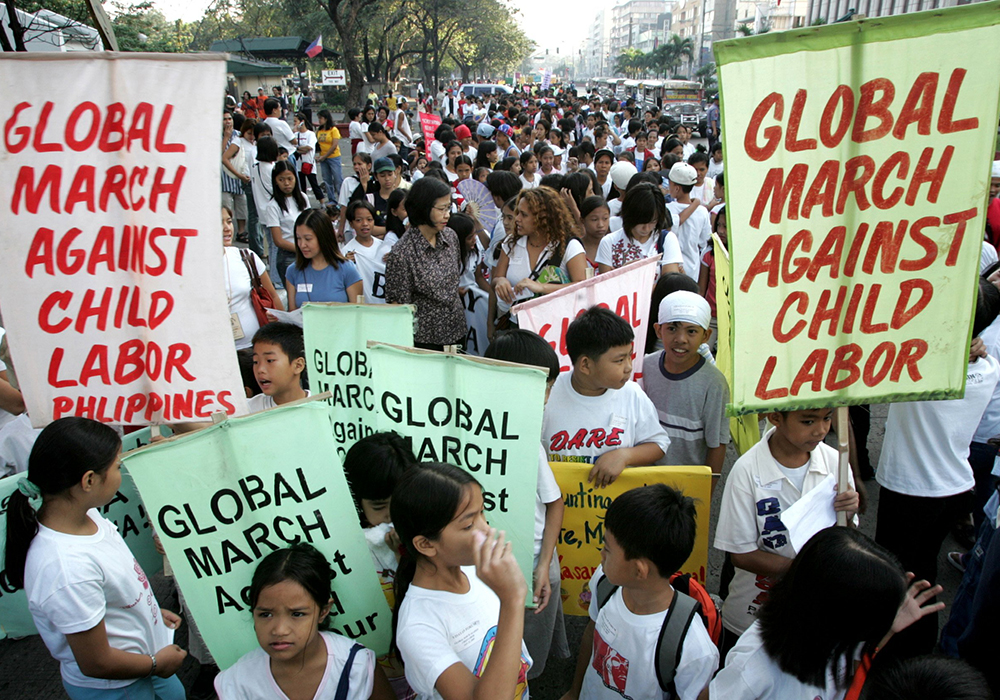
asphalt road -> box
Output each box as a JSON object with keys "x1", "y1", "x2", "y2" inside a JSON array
[{"x1": 1, "y1": 403, "x2": 972, "y2": 699}]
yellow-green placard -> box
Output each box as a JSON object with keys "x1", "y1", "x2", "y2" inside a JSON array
[
  {"x1": 302, "y1": 303, "x2": 414, "y2": 460},
  {"x1": 551, "y1": 464, "x2": 711, "y2": 616},
  {"x1": 368, "y1": 344, "x2": 546, "y2": 602},
  {"x1": 713, "y1": 234, "x2": 761, "y2": 454},
  {"x1": 123, "y1": 401, "x2": 391, "y2": 668},
  {"x1": 714, "y1": 3, "x2": 1000, "y2": 414}
]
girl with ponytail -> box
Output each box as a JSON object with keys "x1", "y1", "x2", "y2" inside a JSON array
[
  {"x1": 4, "y1": 416, "x2": 187, "y2": 699},
  {"x1": 391, "y1": 463, "x2": 531, "y2": 700}
]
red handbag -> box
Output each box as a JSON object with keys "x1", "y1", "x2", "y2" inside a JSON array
[{"x1": 239, "y1": 249, "x2": 275, "y2": 326}]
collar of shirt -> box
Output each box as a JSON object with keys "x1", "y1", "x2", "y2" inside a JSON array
[{"x1": 754, "y1": 426, "x2": 830, "y2": 486}]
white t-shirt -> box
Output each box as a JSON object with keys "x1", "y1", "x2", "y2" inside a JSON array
[
  {"x1": 235, "y1": 135, "x2": 255, "y2": 178},
  {"x1": 25, "y1": 510, "x2": 174, "y2": 689},
  {"x1": 215, "y1": 631, "x2": 375, "y2": 700},
  {"x1": 681, "y1": 142, "x2": 697, "y2": 161},
  {"x1": 392, "y1": 109, "x2": 413, "y2": 145},
  {"x1": 224, "y1": 247, "x2": 266, "y2": 350},
  {"x1": 251, "y1": 160, "x2": 275, "y2": 211},
  {"x1": 396, "y1": 567, "x2": 532, "y2": 700},
  {"x1": 519, "y1": 174, "x2": 541, "y2": 190},
  {"x1": 975, "y1": 319, "x2": 1000, "y2": 443},
  {"x1": 247, "y1": 390, "x2": 311, "y2": 414},
  {"x1": 707, "y1": 159, "x2": 724, "y2": 180},
  {"x1": 497, "y1": 237, "x2": 585, "y2": 315},
  {"x1": 295, "y1": 129, "x2": 318, "y2": 167},
  {"x1": 342, "y1": 237, "x2": 385, "y2": 263},
  {"x1": 690, "y1": 178, "x2": 715, "y2": 206},
  {"x1": 714, "y1": 428, "x2": 856, "y2": 635},
  {"x1": 357, "y1": 123, "x2": 373, "y2": 155},
  {"x1": 0, "y1": 412, "x2": 41, "y2": 476},
  {"x1": 710, "y1": 622, "x2": 850, "y2": 700},
  {"x1": 535, "y1": 444, "x2": 561, "y2": 563},
  {"x1": 265, "y1": 116, "x2": 298, "y2": 157},
  {"x1": 542, "y1": 371, "x2": 670, "y2": 465},
  {"x1": 260, "y1": 197, "x2": 304, "y2": 245},
  {"x1": 595, "y1": 229, "x2": 682, "y2": 271},
  {"x1": 877, "y1": 354, "x2": 1000, "y2": 498},
  {"x1": 430, "y1": 139, "x2": 447, "y2": 165},
  {"x1": 582, "y1": 566, "x2": 718, "y2": 700},
  {"x1": 349, "y1": 120, "x2": 365, "y2": 143},
  {"x1": 666, "y1": 201, "x2": 711, "y2": 282}
]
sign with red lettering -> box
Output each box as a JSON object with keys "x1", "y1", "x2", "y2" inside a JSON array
[
  {"x1": 418, "y1": 112, "x2": 441, "y2": 159},
  {"x1": 513, "y1": 257, "x2": 659, "y2": 380},
  {"x1": 714, "y1": 5, "x2": 1000, "y2": 413},
  {"x1": 0, "y1": 54, "x2": 247, "y2": 426}
]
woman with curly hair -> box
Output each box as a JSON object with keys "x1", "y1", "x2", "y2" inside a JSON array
[{"x1": 488, "y1": 186, "x2": 587, "y2": 336}]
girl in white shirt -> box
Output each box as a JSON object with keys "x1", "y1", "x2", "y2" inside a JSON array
[
  {"x1": 596, "y1": 182, "x2": 683, "y2": 275},
  {"x1": 215, "y1": 544, "x2": 394, "y2": 700},
  {"x1": 222, "y1": 206, "x2": 283, "y2": 349},
  {"x1": 392, "y1": 464, "x2": 531, "y2": 700},
  {"x1": 260, "y1": 160, "x2": 306, "y2": 288},
  {"x1": 294, "y1": 112, "x2": 325, "y2": 204},
  {"x1": 704, "y1": 528, "x2": 944, "y2": 700},
  {"x1": 5, "y1": 418, "x2": 187, "y2": 699},
  {"x1": 518, "y1": 151, "x2": 540, "y2": 190}
]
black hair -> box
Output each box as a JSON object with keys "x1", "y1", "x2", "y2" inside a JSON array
[
  {"x1": 714, "y1": 205, "x2": 727, "y2": 234},
  {"x1": 473, "y1": 141, "x2": 497, "y2": 170},
  {"x1": 346, "y1": 199, "x2": 377, "y2": 224},
  {"x1": 294, "y1": 208, "x2": 346, "y2": 270},
  {"x1": 449, "y1": 212, "x2": 477, "y2": 263},
  {"x1": 519, "y1": 150, "x2": 537, "y2": 168},
  {"x1": 626, "y1": 171, "x2": 665, "y2": 192},
  {"x1": 249, "y1": 543, "x2": 334, "y2": 630},
  {"x1": 627, "y1": 118, "x2": 643, "y2": 136},
  {"x1": 348, "y1": 107, "x2": 361, "y2": 120},
  {"x1": 5, "y1": 417, "x2": 121, "y2": 589},
  {"x1": 495, "y1": 156, "x2": 518, "y2": 172},
  {"x1": 974, "y1": 275, "x2": 1000, "y2": 337},
  {"x1": 759, "y1": 527, "x2": 907, "y2": 690},
  {"x1": 386, "y1": 189, "x2": 408, "y2": 235},
  {"x1": 295, "y1": 112, "x2": 313, "y2": 131},
  {"x1": 580, "y1": 195, "x2": 610, "y2": 220},
  {"x1": 405, "y1": 177, "x2": 452, "y2": 227},
  {"x1": 231, "y1": 111, "x2": 245, "y2": 131},
  {"x1": 578, "y1": 141, "x2": 596, "y2": 158},
  {"x1": 687, "y1": 151, "x2": 709, "y2": 167},
  {"x1": 539, "y1": 173, "x2": 565, "y2": 191},
  {"x1": 422, "y1": 168, "x2": 450, "y2": 185},
  {"x1": 485, "y1": 170, "x2": 522, "y2": 202},
  {"x1": 715, "y1": 172, "x2": 724, "y2": 188},
  {"x1": 454, "y1": 154, "x2": 473, "y2": 171},
  {"x1": 434, "y1": 125, "x2": 455, "y2": 143},
  {"x1": 367, "y1": 121, "x2": 385, "y2": 136},
  {"x1": 484, "y1": 329, "x2": 560, "y2": 382},
  {"x1": 263, "y1": 97, "x2": 280, "y2": 115},
  {"x1": 251, "y1": 321, "x2": 305, "y2": 383},
  {"x1": 711, "y1": 142, "x2": 723, "y2": 155},
  {"x1": 647, "y1": 273, "x2": 701, "y2": 353},
  {"x1": 565, "y1": 306, "x2": 634, "y2": 364},
  {"x1": 343, "y1": 432, "x2": 417, "y2": 525},
  {"x1": 272, "y1": 160, "x2": 307, "y2": 214},
  {"x1": 236, "y1": 348, "x2": 262, "y2": 397},
  {"x1": 858, "y1": 656, "x2": 992, "y2": 700},
  {"x1": 605, "y1": 484, "x2": 696, "y2": 578},
  {"x1": 255, "y1": 135, "x2": 278, "y2": 162},
  {"x1": 621, "y1": 183, "x2": 668, "y2": 240},
  {"x1": 390, "y1": 463, "x2": 481, "y2": 654},
  {"x1": 535, "y1": 144, "x2": 554, "y2": 159},
  {"x1": 277, "y1": 147, "x2": 289, "y2": 157},
  {"x1": 661, "y1": 137, "x2": 683, "y2": 159},
  {"x1": 564, "y1": 172, "x2": 595, "y2": 209}
]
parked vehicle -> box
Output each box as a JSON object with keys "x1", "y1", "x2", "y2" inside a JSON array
[{"x1": 459, "y1": 83, "x2": 513, "y2": 98}]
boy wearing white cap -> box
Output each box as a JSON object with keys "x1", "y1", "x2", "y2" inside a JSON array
[
  {"x1": 666, "y1": 162, "x2": 712, "y2": 284},
  {"x1": 643, "y1": 292, "x2": 730, "y2": 486}
]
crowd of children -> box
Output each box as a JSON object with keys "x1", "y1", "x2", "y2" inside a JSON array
[{"x1": 2, "y1": 84, "x2": 1000, "y2": 700}]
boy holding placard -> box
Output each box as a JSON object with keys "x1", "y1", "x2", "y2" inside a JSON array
[
  {"x1": 714, "y1": 407, "x2": 859, "y2": 660},
  {"x1": 542, "y1": 307, "x2": 669, "y2": 488},
  {"x1": 642, "y1": 292, "x2": 729, "y2": 487},
  {"x1": 248, "y1": 323, "x2": 310, "y2": 412}
]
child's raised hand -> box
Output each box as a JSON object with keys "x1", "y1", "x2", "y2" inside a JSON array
[
  {"x1": 833, "y1": 487, "x2": 860, "y2": 516},
  {"x1": 589, "y1": 450, "x2": 629, "y2": 488},
  {"x1": 153, "y1": 644, "x2": 187, "y2": 677},
  {"x1": 891, "y1": 574, "x2": 944, "y2": 636},
  {"x1": 473, "y1": 528, "x2": 527, "y2": 605}
]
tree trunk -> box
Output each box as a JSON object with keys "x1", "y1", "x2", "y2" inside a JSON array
[{"x1": 4, "y1": 0, "x2": 27, "y2": 51}]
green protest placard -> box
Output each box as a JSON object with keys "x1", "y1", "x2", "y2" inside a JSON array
[
  {"x1": 302, "y1": 303, "x2": 415, "y2": 460},
  {"x1": 123, "y1": 401, "x2": 391, "y2": 668},
  {"x1": 715, "y1": 4, "x2": 1000, "y2": 414},
  {"x1": 368, "y1": 344, "x2": 545, "y2": 598},
  {"x1": 0, "y1": 466, "x2": 160, "y2": 639}
]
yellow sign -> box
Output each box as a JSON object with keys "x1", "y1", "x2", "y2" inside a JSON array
[
  {"x1": 714, "y1": 233, "x2": 761, "y2": 455},
  {"x1": 551, "y1": 464, "x2": 711, "y2": 617}
]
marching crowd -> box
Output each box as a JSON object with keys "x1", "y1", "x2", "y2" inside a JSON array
[{"x1": 3, "y1": 81, "x2": 1000, "y2": 700}]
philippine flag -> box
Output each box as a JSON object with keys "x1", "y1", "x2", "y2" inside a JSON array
[{"x1": 305, "y1": 35, "x2": 323, "y2": 57}]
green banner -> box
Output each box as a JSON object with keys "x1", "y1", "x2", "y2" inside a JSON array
[
  {"x1": 302, "y1": 303, "x2": 415, "y2": 460},
  {"x1": 714, "y1": 3, "x2": 1000, "y2": 414},
  {"x1": 0, "y1": 465, "x2": 161, "y2": 639},
  {"x1": 368, "y1": 344, "x2": 545, "y2": 600},
  {"x1": 123, "y1": 401, "x2": 391, "y2": 668}
]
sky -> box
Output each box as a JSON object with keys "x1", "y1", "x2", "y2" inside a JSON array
[{"x1": 150, "y1": 0, "x2": 607, "y2": 58}]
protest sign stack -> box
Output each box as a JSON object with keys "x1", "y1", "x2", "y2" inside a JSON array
[{"x1": 0, "y1": 54, "x2": 247, "y2": 427}]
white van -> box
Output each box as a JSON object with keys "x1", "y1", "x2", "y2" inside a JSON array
[{"x1": 459, "y1": 83, "x2": 513, "y2": 98}]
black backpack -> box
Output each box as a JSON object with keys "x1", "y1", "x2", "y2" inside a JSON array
[{"x1": 593, "y1": 574, "x2": 703, "y2": 696}]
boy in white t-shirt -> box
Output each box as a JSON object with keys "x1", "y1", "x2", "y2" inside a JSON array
[
  {"x1": 665, "y1": 163, "x2": 712, "y2": 283},
  {"x1": 562, "y1": 484, "x2": 718, "y2": 700},
  {"x1": 248, "y1": 322, "x2": 310, "y2": 413},
  {"x1": 875, "y1": 275, "x2": 1000, "y2": 660},
  {"x1": 542, "y1": 306, "x2": 670, "y2": 487},
  {"x1": 714, "y1": 407, "x2": 859, "y2": 659}
]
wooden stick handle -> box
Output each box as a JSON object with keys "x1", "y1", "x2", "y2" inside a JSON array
[{"x1": 836, "y1": 405, "x2": 850, "y2": 527}]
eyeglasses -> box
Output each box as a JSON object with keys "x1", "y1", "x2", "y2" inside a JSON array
[{"x1": 432, "y1": 204, "x2": 451, "y2": 213}]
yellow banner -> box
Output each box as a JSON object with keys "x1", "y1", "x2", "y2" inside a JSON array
[
  {"x1": 714, "y1": 234, "x2": 761, "y2": 455},
  {"x1": 715, "y1": 5, "x2": 1000, "y2": 413},
  {"x1": 552, "y1": 464, "x2": 711, "y2": 617}
]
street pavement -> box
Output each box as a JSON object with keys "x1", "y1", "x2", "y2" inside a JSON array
[{"x1": 1, "y1": 404, "x2": 973, "y2": 699}]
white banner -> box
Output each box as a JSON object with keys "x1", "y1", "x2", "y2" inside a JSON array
[
  {"x1": 352, "y1": 250, "x2": 388, "y2": 304},
  {"x1": 512, "y1": 257, "x2": 659, "y2": 380},
  {"x1": 0, "y1": 54, "x2": 247, "y2": 426},
  {"x1": 463, "y1": 286, "x2": 489, "y2": 356}
]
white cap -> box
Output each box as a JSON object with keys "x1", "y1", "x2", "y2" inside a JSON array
[
  {"x1": 658, "y1": 291, "x2": 711, "y2": 329},
  {"x1": 610, "y1": 161, "x2": 638, "y2": 190},
  {"x1": 993, "y1": 160, "x2": 1000, "y2": 179},
  {"x1": 551, "y1": 145, "x2": 565, "y2": 157},
  {"x1": 668, "y1": 162, "x2": 698, "y2": 186}
]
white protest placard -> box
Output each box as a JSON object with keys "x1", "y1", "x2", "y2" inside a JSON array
[
  {"x1": 352, "y1": 249, "x2": 388, "y2": 304},
  {"x1": 463, "y1": 286, "x2": 490, "y2": 356},
  {"x1": 513, "y1": 257, "x2": 659, "y2": 379},
  {"x1": 0, "y1": 54, "x2": 246, "y2": 426}
]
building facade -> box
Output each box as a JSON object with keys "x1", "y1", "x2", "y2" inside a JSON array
[
  {"x1": 808, "y1": 0, "x2": 988, "y2": 25},
  {"x1": 610, "y1": 0, "x2": 672, "y2": 57}
]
